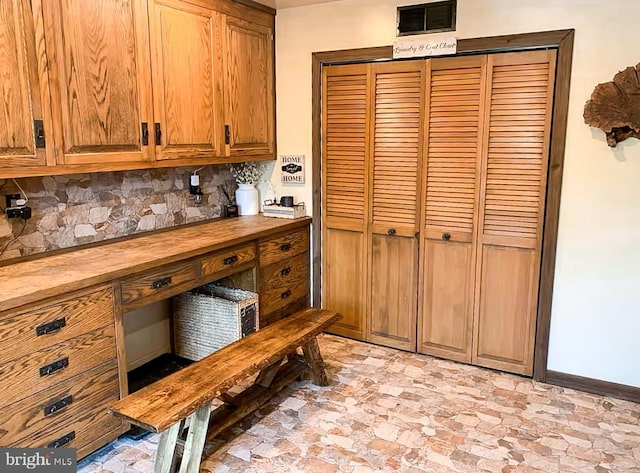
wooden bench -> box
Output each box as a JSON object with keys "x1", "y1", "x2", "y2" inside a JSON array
[{"x1": 109, "y1": 308, "x2": 341, "y2": 473}]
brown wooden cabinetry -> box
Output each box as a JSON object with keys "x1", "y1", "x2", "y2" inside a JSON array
[
  {"x1": 148, "y1": 0, "x2": 222, "y2": 161},
  {"x1": 0, "y1": 0, "x2": 50, "y2": 168},
  {"x1": 0, "y1": 285, "x2": 124, "y2": 454},
  {"x1": 222, "y1": 15, "x2": 275, "y2": 158},
  {"x1": 0, "y1": 0, "x2": 275, "y2": 177},
  {"x1": 40, "y1": 0, "x2": 154, "y2": 165}
]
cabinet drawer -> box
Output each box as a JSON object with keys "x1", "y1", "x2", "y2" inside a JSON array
[
  {"x1": 0, "y1": 361, "x2": 120, "y2": 447},
  {"x1": 201, "y1": 243, "x2": 256, "y2": 277},
  {"x1": 260, "y1": 297, "x2": 309, "y2": 328},
  {"x1": 259, "y1": 253, "x2": 309, "y2": 315},
  {"x1": 0, "y1": 326, "x2": 117, "y2": 406},
  {"x1": 120, "y1": 261, "x2": 200, "y2": 309},
  {"x1": 259, "y1": 227, "x2": 309, "y2": 267},
  {"x1": 0, "y1": 286, "x2": 114, "y2": 367}
]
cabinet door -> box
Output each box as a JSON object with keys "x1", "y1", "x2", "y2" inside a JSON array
[
  {"x1": 149, "y1": 0, "x2": 222, "y2": 160},
  {"x1": 472, "y1": 50, "x2": 556, "y2": 375},
  {"x1": 368, "y1": 61, "x2": 423, "y2": 351},
  {"x1": 222, "y1": 15, "x2": 274, "y2": 158},
  {"x1": 418, "y1": 56, "x2": 486, "y2": 362},
  {"x1": 40, "y1": 0, "x2": 153, "y2": 165},
  {"x1": 322, "y1": 64, "x2": 370, "y2": 340},
  {"x1": 0, "y1": 0, "x2": 50, "y2": 169}
]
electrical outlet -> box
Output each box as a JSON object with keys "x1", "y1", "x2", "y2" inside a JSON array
[{"x1": 5, "y1": 194, "x2": 20, "y2": 209}]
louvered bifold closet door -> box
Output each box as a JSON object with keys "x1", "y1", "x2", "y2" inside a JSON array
[
  {"x1": 472, "y1": 50, "x2": 556, "y2": 375},
  {"x1": 322, "y1": 64, "x2": 371, "y2": 340},
  {"x1": 368, "y1": 61, "x2": 424, "y2": 351},
  {"x1": 417, "y1": 56, "x2": 487, "y2": 362}
]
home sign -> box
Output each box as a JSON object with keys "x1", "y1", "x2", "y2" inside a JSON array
[{"x1": 281, "y1": 155, "x2": 305, "y2": 184}]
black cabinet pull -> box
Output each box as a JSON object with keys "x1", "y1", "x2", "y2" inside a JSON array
[
  {"x1": 388, "y1": 228, "x2": 396, "y2": 236},
  {"x1": 280, "y1": 266, "x2": 291, "y2": 276},
  {"x1": 225, "y1": 124, "x2": 231, "y2": 145},
  {"x1": 223, "y1": 255, "x2": 238, "y2": 265},
  {"x1": 34, "y1": 119, "x2": 46, "y2": 148},
  {"x1": 47, "y1": 431, "x2": 75, "y2": 448},
  {"x1": 154, "y1": 123, "x2": 162, "y2": 145},
  {"x1": 280, "y1": 243, "x2": 291, "y2": 252},
  {"x1": 44, "y1": 395, "x2": 73, "y2": 417},
  {"x1": 40, "y1": 357, "x2": 69, "y2": 377},
  {"x1": 442, "y1": 233, "x2": 451, "y2": 241},
  {"x1": 281, "y1": 289, "x2": 292, "y2": 300},
  {"x1": 152, "y1": 276, "x2": 172, "y2": 289},
  {"x1": 141, "y1": 122, "x2": 149, "y2": 146},
  {"x1": 36, "y1": 317, "x2": 66, "y2": 336}
]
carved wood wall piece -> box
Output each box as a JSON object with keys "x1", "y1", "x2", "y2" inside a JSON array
[{"x1": 584, "y1": 63, "x2": 640, "y2": 147}]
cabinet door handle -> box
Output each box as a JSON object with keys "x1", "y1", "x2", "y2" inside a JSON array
[
  {"x1": 34, "y1": 119, "x2": 46, "y2": 148},
  {"x1": 225, "y1": 124, "x2": 231, "y2": 145},
  {"x1": 44, "y1": 395, "x2": 73, "y2": 417},
  {"x1": 151, "y1": 276, "x2": 172, "y2": 289},
  {"x1": 141, "y1": 122, "x2": 149, "y2": 146},
  {"x1": 280, "y1": 266, "x2": 291, "y2": 276},
  {"x1": 47, "y1": 431, "x2": 75, "y2": 448},
  {"x1": 442, "y1": 233, "x2": 451, "y2": 241},
  {"x1": 281, "y1": 289, "x2": 292, "y2": 300},
  {"x1": 36, "y1": 317, "x2": 66, "y2": 336},
  {"x1": 280, "y1": 243, "x2": 291, "y2": 252},
  {"x1": 154, "y1": 123, "x2": 162, "y2": 145},
  {"x1": 388, "y1": 228, "x2": 396, "y2": 236},
  {"x1": 223, "y1": 255, "x2": 238, "y2": 265},
  {"x1": 40, "y1": 357, "x2": 69, "y2": 377}
]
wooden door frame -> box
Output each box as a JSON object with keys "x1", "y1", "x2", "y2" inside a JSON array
[{"x1": 312, "y1": 29, "x2": 574, "y2": 382}]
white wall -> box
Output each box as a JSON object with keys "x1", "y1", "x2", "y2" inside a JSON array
[{"x1": 272, "y1": 0, "x2": 640, "y2": 387}]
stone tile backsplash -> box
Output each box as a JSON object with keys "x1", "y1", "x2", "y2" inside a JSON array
[{"x1": 0, "y1": 166, "x2": 236, "y2": 262}]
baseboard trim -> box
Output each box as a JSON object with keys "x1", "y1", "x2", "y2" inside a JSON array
[{"x1": 546, "y1": 370, "x2": 640, "y2": 404}]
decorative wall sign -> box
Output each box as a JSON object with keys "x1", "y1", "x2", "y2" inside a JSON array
[
  {"x1": 584, "y1": 62, "x2": 640, "y2": 147},
  {"x1": 281, "y1": 155, "x2": 305, "y2": 184},
  {"x1": 392, "y1": 37, "x2": 457, "y2": 59}
]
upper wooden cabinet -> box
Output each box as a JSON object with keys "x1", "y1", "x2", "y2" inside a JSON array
[
  {"x1": 0, "y1": 0, "x2": 275, "y2": 177},
  {"x1": 148, "y1": 0, "x2": 222, "y2": 161},
  {"x1": 40, "y1": 0, "x2": 154, "y2": 165},
  {"x1": 0, "y1": 0, "x2": 50, "y2": 168},
  {"x1": 222, "y1": 15, "x2": 275, "y2": 158}
]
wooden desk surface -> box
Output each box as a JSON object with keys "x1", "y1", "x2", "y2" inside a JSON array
[{"x1": 0, "y1": 215, "x2": 311, "y2": 313}]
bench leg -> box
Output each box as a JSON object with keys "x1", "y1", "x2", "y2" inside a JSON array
[
  {"x1": 302, "y1": 336, "x2": 329, "y2": 386},
  {"x1": 178, "y1": 403, "x2": 212, "y2": 473},
  {"x1": 154, "y1": 421, "x2": 182, "y2": 473}
]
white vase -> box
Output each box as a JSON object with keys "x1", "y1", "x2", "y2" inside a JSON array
[{"x1": 235, "y1": 183, "x2": 259, "y2": 216}]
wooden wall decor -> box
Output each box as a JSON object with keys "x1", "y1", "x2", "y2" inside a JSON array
[{"x1": 584, "y1": 63, "x2": 640, "y2": 147}]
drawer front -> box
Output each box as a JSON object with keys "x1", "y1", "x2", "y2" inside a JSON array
[
  {"x1": 120, "y1": 261, "x2": 200, "y2": 307},
  {"x1": 0, "y1": 326, "x2": 117, "y2": 406},
  {"x1": 34, "y1": 407, "x2": 123, "y2": 451},
  {"x1": 259, "y1": 253, "x2": 309, "y2": 315},
  {"x1": 259, "y1": 227, "x2": 309, "y2": 267},
  {"x1": 0, "y1": 361, "x2": 120, "y2": 446},
  {"x1": 201, "y1": 243, "x2": 256, "y2": 277},
  {"x1": 260, "y1": 296, "x2": 309, "y2": 328},
  {"x1": 0, "y1": 286, "x2": 114, "y2": 367}
]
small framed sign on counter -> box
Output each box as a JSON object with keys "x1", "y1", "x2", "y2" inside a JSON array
[{"x1": 281, "y1": 155, "x2": 305, "y2": 184}]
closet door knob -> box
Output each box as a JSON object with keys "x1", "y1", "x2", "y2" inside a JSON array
[
  {"x1": 442, "y1": 233, "x2": 451, "y2": 241},
  {"x1": 387, "y1": 228, "x2": 396, "y2": 236}
]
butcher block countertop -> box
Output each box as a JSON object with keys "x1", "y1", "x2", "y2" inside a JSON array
[{"x1": 0, "y1": 215, "x2": 311, "y2": 313}]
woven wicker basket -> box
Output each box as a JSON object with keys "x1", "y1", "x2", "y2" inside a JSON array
[{"x1": 173, "y1": 284, "x2": 259, "y2": 361}]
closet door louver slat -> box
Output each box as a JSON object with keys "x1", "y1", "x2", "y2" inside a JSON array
[
  {"x1": 473, "y1": 50, "x2": 556, "y2": 375},
  {"x1": 368, "y1": 62, "x2": 423, "y2": 351},
  {"x1": 418, "y1": 56, "x2": 486, "y2": 362},
  {"x1": 322, "y1": 65, "x2": 371, "y2": 340}
]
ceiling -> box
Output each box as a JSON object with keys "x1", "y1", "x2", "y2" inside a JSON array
[{"x1": 254, "y1": 0, "x2": 340, "y2": 9}]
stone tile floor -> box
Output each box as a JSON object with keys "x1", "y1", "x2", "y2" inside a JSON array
[{"x1": 79, "y1": 334, "x2": 640, "y2": 472}]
